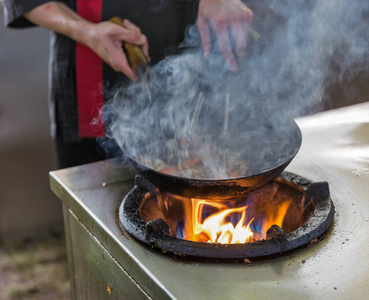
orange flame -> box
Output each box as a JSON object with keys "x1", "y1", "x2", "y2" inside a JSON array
[{"x1": 179, "y1": 198, "x2": 292, "y2": 244}]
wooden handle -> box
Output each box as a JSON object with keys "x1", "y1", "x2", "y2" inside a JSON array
[{"x1": 109, "y1": 17, "x2": 150, "y2": 73}]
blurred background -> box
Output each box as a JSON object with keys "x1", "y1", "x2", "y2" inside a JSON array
[
  {"x1": 0, "y1": 0, "x2": 368, "y2": 299},
  {"x1": 0, "y1": 2, "x2": 68, "y2": 299},
  {"x1": 0, "y1": 5, "x2": 63, "y2": 245}
]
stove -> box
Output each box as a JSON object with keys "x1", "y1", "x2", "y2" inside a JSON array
[{"x1": 50, "y1": 103, "x2": 369, "y2": 299}]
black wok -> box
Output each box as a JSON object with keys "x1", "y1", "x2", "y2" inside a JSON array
[{"x1": 127, "y1": 106, "x2": 302, "y2": 200}]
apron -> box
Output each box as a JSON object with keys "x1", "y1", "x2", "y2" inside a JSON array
[{"x1": 75, "y1": 0, "x2": 197, "y2": 137}]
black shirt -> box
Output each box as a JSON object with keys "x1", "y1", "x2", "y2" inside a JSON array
[{"x1": 3, "y1": 0, "x2": 198, "y2": 142}]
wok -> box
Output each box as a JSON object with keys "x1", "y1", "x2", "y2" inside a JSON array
[{"x1": 127, "y1": 105, "x2": 302, "y2": 200}]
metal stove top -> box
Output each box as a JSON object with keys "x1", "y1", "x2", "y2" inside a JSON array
[{"x1": 50, "y1": 103, "x2": 369, "y2": 299}]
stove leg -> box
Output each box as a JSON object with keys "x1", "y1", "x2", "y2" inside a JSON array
[{"x1": 63, "y1": 204, "x2": 77, "y2": 299}]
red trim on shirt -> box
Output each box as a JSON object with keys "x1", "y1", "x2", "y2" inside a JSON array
[{"x1": 76, "y1": 0, "x2": 105, "y2": 137}]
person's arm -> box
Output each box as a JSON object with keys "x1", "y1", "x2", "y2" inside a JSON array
[
  {"x1": 23, "y1": 2, "x2": 148, "y2": 81},
  {"x1": 197, "y1": 0, "x2": 253, "y2": 72}
]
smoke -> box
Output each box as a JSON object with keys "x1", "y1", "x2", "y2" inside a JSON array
[
  {"x1": 260, "y1": 0, "x2": 369, "y2": 113},
  {"x1": 102, "y1": 0, "x2": 369, "y2": 179}
]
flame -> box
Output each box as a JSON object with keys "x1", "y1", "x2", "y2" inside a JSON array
[{"x1": 178, "y1": 198, "x2": 292, "y2": 244}]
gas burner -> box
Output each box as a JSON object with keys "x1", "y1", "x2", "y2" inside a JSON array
[{"x1": 119, "y1": 172, "x2": 334, "y2": 259}]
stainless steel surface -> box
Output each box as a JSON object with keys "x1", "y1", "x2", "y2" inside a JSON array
[
  {"x1": 66, "y1": 206, "x2": 150, "y2": 299},
  {"x1": 50, "y1": 103, "x2": 369, "y2": 299}
]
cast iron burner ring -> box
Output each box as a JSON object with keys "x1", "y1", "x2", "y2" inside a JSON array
[{"x1": 119, "y1": 172, "x2": 334, "y2": 259}]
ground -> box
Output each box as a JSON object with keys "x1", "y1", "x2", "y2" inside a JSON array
[{"x1": 0, "y1": 234, "x2": 70, "y2": 300}]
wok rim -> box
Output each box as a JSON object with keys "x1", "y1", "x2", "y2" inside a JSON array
[{"x1": 128, "y1": 118, "x2": 302, "y2": 184}]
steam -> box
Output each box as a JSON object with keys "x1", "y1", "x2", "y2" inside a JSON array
[{"x1": 102, "y1": 0, "x2": 369, "y2": 179}]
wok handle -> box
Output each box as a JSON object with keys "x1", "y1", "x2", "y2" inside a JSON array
[{"x1": 109, "y1": 16, "x2": 150, "y2": 73}]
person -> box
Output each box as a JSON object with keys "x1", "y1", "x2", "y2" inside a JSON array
[{"x1": 3, "y1": 0, "x2": 253, "y2": 168}]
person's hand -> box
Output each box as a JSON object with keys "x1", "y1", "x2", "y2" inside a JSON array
[
  {"x1": 84, "y1": 19, "x2": 149, "y2": 81},
  {"x1": 197, "y1": 0, "x2": 253, "y2": 71},
  {"x1": 23, "y1": 2, "x2": 148, "y2": 81}
]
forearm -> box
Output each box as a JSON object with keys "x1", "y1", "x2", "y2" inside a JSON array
[
  {"x1": 23, "y1": 1, "x2": 93, "y2": 46},
  {"x1": 23, "y1": 1, "x2": 148, "y2": 80}
]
